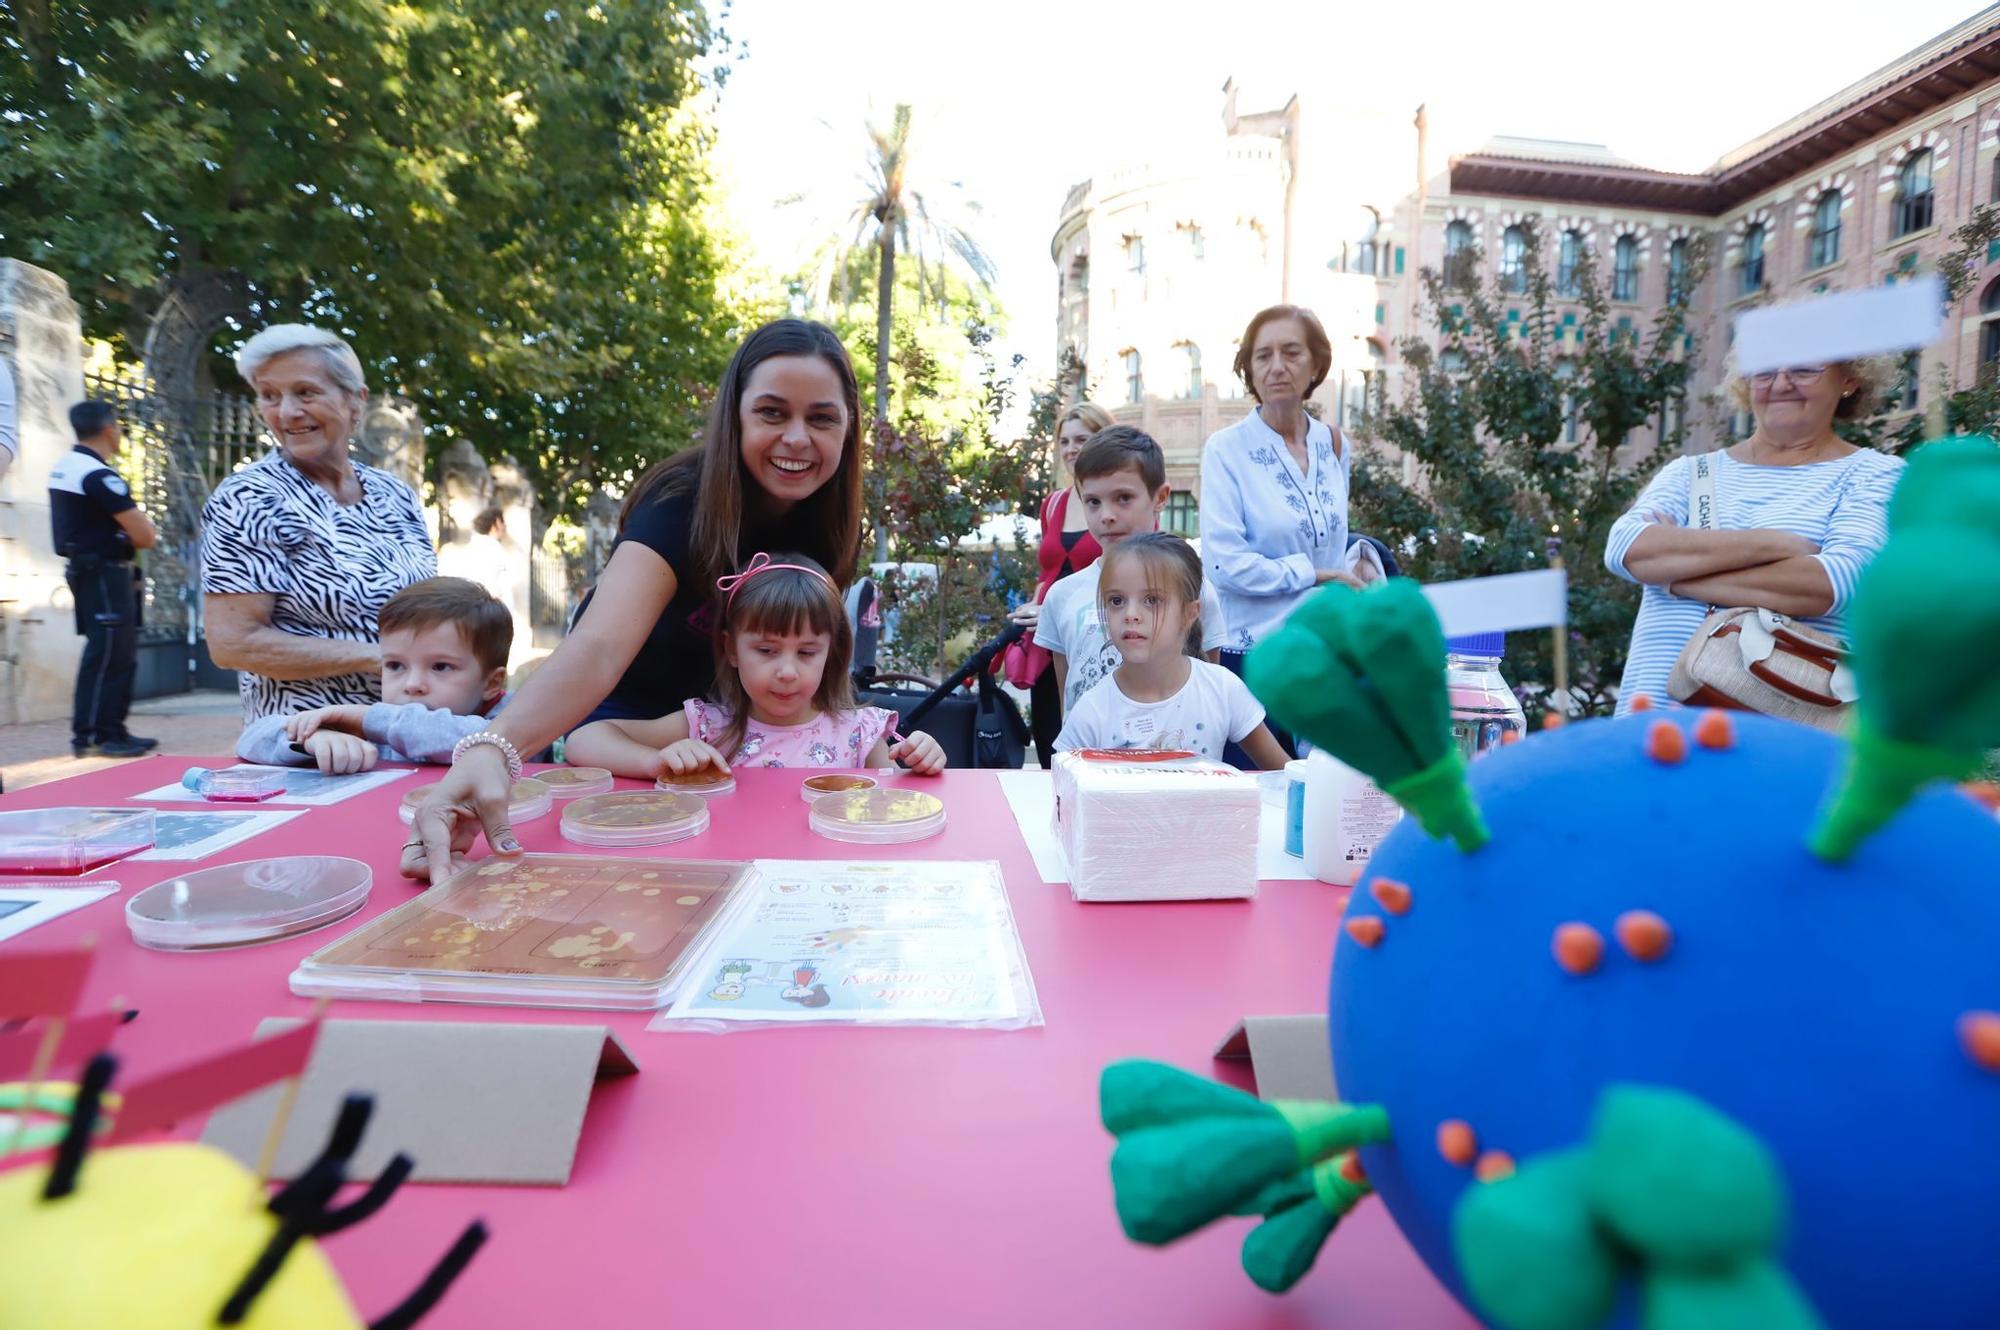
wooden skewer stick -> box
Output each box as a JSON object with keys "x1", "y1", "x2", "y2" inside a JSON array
[
  {"x1": 1548, "y1": 545, "x2": 1570, "y2": 717},
  {"x1": 250, "y1": 998, "x2": 330, "y2": 1201}
]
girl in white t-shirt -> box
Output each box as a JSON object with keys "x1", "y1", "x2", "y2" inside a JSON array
[{"x1": 1053, "y1": 534, "x2": 1290, "y2": 769}]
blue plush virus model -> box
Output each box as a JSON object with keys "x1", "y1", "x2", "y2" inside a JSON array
[{"x1": 1098, "y1": 438, "x2": 2000, "y2": 1330}]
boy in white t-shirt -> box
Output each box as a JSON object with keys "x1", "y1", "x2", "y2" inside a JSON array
[
  {"x1": 1054, "y1": 533, "x2": 1289, "y2": 768},
  {"x1": 1037, "y1": 426, "x2": 1230, "y2": 716}
]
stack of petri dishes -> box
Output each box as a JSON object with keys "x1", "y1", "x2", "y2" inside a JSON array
[
  {"x1": 126, "y1": 856, "x2": 373, "y2": 951},
  {"x1": 798, "y1": 773, "x2": 876, "y2": 804},
  {"x1": 655, "y1": 764, "x2": 735, "y2": 798},
  {"x1": 807, "y1": 789, "x2": 946, "y2": 845},
  {"x1": 400, "y1": 777, "x2": 553, "y2": 827},
  {"x1": 529, "y1": 766, "x2": 615, "y2": 799},
  {"x1": 562, "y1": 790, "x2": 710, "y2": 848}
]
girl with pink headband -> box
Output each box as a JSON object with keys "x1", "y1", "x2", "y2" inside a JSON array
[{"x1": 565, "y1": 552, "x2": 947, "y2": 777}]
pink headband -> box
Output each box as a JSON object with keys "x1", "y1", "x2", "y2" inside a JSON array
[{"x1": 715, "y1": 552, "x2": 839, "y2": 609}]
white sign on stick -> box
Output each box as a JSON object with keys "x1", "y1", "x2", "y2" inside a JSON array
[
  {"x1": 1420, "y1": 568, "x2": 1568, "y2": 638},
  {"x1": 1733, "y1": 278, "x2": 1944, "y2": 376}
]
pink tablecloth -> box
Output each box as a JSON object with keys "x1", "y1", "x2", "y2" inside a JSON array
[{"x1": 1, "y1": 757, "x2": 1477, "y2": 1329}]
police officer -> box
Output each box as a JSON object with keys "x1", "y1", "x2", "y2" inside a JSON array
[{"x1": 49, "y1": 401, "x2": 158, "y2": 758}]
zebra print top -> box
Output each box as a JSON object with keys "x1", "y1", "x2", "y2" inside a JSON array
[{"x1": 200, "y1": 449, "x2": 436, "y2": 721}]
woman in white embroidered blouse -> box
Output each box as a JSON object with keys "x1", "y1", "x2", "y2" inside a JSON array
[{"x1": 1198, "y1": 304, "x2": 1363, "y2": 663}]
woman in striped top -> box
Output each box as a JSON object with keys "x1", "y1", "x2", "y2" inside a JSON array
[{"x1": 1604, "y1": 357, "x2": 1902, "y2": 715}]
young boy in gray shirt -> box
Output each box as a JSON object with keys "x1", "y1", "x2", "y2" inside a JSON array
[{"x1": 237, "y1": 577, "x2": 512, "y2": 773}]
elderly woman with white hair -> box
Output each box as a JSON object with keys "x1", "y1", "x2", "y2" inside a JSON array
[
  {"x1": 201, "y1": 324, "x2": 435, "y2": 720},
  {"x1": 1604, "y1": 355, "x2": 1903, "y2": 716}
]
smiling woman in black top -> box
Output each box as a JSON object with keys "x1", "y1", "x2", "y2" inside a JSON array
[{"x1": 404, "y1": 319, "x2": 864, "y2": 880}]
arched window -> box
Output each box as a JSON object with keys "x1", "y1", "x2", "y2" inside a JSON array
[
  {"x1": 1351, "y1": 206, "x2": 1381, "y2": 277},
  {"x1": 1810, "y1": 191, "x2": 1843, "y2": 268},
  {"x1": 1123, "y1": 349, "x2": 1143, "y2": 404},
  {"x1": 1178, "y1": 342, "x2": 1202, "y2": 399},
  {"x1": 1981, "y1": 280, "x2": 2000, "y2": 378},
  {"x1": 1739, "y1": 224, "x2": 1766, "y2": 296},
  {"x1": 1667, "y1": 238, "x2": 1690, "y2": 304},
  {"x1": 1895, "y1": 150, "x2": 1935, "y2": 237},
  {"x1": 1556, "y1": 229, "x2": 1585, "y2": 298},
  {"x1": 1444, "y1": 220, "x2": 1473, "y2": 290},
  {"x1": 1612, "y1": 235, "x2": 1639, "y2": 302},
  {"x1": 1499, "y1": 226, "x2": 1527, "y2": 294},
  {"x1": 1555, "y1": 358, "x2": 1580, "y2": 443}
]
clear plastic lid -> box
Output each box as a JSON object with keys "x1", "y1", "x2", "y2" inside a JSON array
[
  {"x1": 400, "y1": 778, "x2": 552, "y2": 826},
  {"x1": 0, "y1": 807, "x2": 155, "y2": 875},
  {"x1": 529, "y1": 766, "x2": 615, "y2": 798},
  {"x1": 809, "y1": 789, "x2": 947, "y2": 844},
  {"x1": 561, "y1": 790, "x2": 710, "y2": 848},
  {"x1": 656, "y1": 766, "x2": 736, "y2": 798},
  {"x1": 798, "y1": 773, "x2": 877, "y2": 803},
  {"x1": 127, "y1": 856, "x2": 372, "y2": 951},
  {"x1": 290, "y1": 854, "x2": 753, "y2": 1010}
]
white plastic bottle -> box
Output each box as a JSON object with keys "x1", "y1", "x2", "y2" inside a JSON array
[{"x1": 1301, "y1": 748, "x2": 1405, "y2": 886}]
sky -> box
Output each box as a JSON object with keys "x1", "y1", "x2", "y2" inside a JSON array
[{"x1": 711, "y1": 0, "x2": 1991, "y2": 381}]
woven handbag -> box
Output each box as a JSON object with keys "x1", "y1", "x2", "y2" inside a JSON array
[{"x1": 1666, "y1": 607, "x2": 1856, "y2": 731}]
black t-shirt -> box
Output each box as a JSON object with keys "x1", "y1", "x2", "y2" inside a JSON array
[
  {"x1": 583, "y1": 482, "x2": 784, "y2": 721},
  {"x1": 47, "y1": 445, "x2": 138, "y2": 561}
]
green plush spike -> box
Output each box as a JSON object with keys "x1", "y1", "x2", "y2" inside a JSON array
[
  {"x1": 1239, "y1": 1156, "x2": 1373, "y2": 1293},
  {"x1": 1809, "y1": 438, "x2": 2000, "y2": 859},
  {"x1": 1584, "y1": 1085, "x2": 1785, "y2": 1267},
  {"x1": 1642, "y1": 1262, "x2": 1827, "y2": 1330},
  {"x1": 1110, "y1": 1117, "x2": 1308, "y2": 1244},
  {"x1": 1454, "y1": 1150, "x2": 1623, "y2": 1330},
  {"x1": 1246, "y1": 580, "x2": 1486, "y2": 851},
  {"x1": 1100, "y1": 1060, "x2": 1281, "y2": 1135},
  {"x1": 1273, "y1": 1099, "x2": 1393, "y2": 1162}
]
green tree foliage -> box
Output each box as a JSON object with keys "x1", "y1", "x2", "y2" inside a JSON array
[
  {"x1": 1, "y1": 0, "x2": 753, "y2": 522},
  {"x1": 1352, "y1": 221, "x2": 1711, "y2": 718}
]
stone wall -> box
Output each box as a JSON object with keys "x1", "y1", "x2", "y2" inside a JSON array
[{"x1": 0, "y1": 260, "x2": 87, "y2": 725}]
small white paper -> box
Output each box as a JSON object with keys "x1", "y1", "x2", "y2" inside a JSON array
[
  {"x1": 1733, "y1": 277, "x2": 1945, "y2": 375},
  {"x1": 1421, "y1": 568, "x2": 1569, "y2": 637},
  {"x1": 995, "y1": 769, "x2": 1314, "y2": 883},
  {"x1": 0, "y1": 886, "x2": 117, "y2": 945},
  {"x1": 131, "y1": 765, "x2": 415, "y2": 807},
  {"x1": 132, "y1": 808, "x2": 308, "y2": 861}
]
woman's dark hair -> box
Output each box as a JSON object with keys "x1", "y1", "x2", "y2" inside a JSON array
[
  {"x1": 709, "y1": 552, "x2": 858, "y2": 762},
  {"x1": 618, "y1": 320, "x2": 863, "y2": 591},
  {"x1": 1232, "y1": 305, "x2": 1333, "y2": 402},
  {"x1": 1099, "y1": 533, "x2": 1206, "y2": 656}
]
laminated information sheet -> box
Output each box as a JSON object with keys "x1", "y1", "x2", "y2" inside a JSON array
[{"x1": 653, "y1": 859, "x2": 1040, "y2": 1031}]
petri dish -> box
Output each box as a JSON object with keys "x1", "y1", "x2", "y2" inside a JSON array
[
  {"x1": 127, "y1": 856, "x2": 372, "y2": 951},
  {"x1": 808, "y1": 789, "x2": 946, "y2": 845},
  {"x1": 561, "y1": 791, "x2": 710, "y2": 848},
  {"x1": 529, "y1": 766, "x2": 615, "y2": 799},
  {"x1": 400, "y1": 778, "x2": 552, "y2": 827},
  {"x1": 656, "y1": 765, "x2": 736, "y2": 798},
  {"x1": 798, "y1": 773, "x2": 876, "y2": 804}
]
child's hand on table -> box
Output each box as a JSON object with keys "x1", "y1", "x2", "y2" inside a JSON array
[
  {"x1": 285, "y1": 705, "x2": 363, "y2": 742},
  {"x1": 302, "y1": 730, "x2": 380, "y2": 775},
  {"x1": 888, "y1": 731, "x2": 947, "y2": 776},
  {"x1": 657, "y1": 738, "x2": 731, "y2": 778}
]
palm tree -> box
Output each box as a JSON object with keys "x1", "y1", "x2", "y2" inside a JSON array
[{"x1": 806, "y1": 104, "x2": 997, "y2": 428}]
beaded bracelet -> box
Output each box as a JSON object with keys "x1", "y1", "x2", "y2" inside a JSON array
[{"x1": 451, "y1": 731, "x2": 524, "y2": 784}]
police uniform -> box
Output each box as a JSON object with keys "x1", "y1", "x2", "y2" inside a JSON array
[{"x1": 48, "y1": 444, "x2": 144, "y2": 752}]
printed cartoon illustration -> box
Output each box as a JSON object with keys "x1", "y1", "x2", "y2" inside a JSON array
[
  {"x1": 807, "y1": 741, "x2": 838, "y2": 765},
  {"x1": 780, "y1": 961, "x2": 831, "y2": 1008},
  {"x1": 707, "y1": 960, "x2": 753, "y2": 1001},
  {"x1": 804, "y1": 926, "x2": 869, "y2": 952}
]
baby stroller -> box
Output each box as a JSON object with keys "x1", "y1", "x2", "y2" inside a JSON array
[{"x1": 848, "y1": 577, "x2": 1030, "y2": 770}]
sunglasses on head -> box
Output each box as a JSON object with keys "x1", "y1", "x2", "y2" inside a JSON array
[{"x1": 1749, "y1": 365, "x2": 1828, "y2": 386}]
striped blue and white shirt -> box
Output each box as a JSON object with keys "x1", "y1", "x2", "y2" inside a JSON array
[{"x1": 1604, "y1": 448, "x2": 1903, "y2": 715}]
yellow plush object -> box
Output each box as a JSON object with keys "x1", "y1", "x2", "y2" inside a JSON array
[{"x1": 0, "y1": 1141, "x2": 362, "y2": 1330}]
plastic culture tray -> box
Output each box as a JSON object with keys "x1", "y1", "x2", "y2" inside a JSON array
[
  {"x1": 290, "y1": 854, "x2": 752, "y2": 1010},
  {"x1": 127, "y1": 856, "x2": 373, "y2": 951},
  {"x1": 798, "y1": 773, "x2": 876, "y2": 804},
  {"x1": 400, "y1": 778, "x2": 553, "y2": 827},
  {"x1": 530, "y1": 766, "x2": 616, "y2": 799},
  {"x1": 0, "y1": 807, "x2": 155, "y2": 875},
  {"x1": 561, "y1": 791, "x2": 710, "y2": 848},
  {"x1": 808, "y1": 789, "x2": 947, "y2": 845},
  {"x1": 180, "y1": 766, "x2": 289, "y2": 802}
]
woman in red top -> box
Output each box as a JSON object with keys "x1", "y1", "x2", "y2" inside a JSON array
[{"x1": 1009, "y1": 401, "x2": 1112, "y2": 767}]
